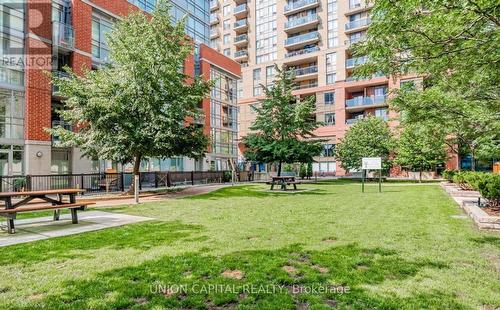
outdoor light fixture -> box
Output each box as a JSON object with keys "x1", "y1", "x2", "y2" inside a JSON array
[{"x1": 36, "y1": 151, "x2": 43, "y2": 158}]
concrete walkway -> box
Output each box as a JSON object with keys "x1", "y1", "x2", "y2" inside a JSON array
[
  {"x1": 0, "y1": 211, "x2": 152, "y2": 247},
  {"x1": 0, "y1": 184, "x2": 232, "y2": 247}
]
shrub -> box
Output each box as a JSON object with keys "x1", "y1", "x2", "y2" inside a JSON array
[
  {"x1": 299, "y1": 164, "x2": 307, "y2": 179},
  {"x1": 463, "y1": 172, "x2": 489, "y2": 191},
  {"x1": 477, "y1": 174, "x2": 500, "y2": 208},
  {"x1": 442, "y1": 169, "x2": 457, "y2": 182}
]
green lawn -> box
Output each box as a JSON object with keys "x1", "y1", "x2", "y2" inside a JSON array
[{"x1": 0, "y1": 181, "x2": 498, "y2": 309}]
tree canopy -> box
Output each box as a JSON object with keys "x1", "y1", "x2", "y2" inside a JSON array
[
  {"x1": 355, "y1": 0, "x2": 500, "y2": 169},
  {"x1": 50, "y1": 2, "x2": 212, "y2": 178},
  {"x1": 334, "y1": 116, "x2": 394, "y2": 172},
  {"x1": 243, "y1": 65, "x2": 323, "y2": 175},
  {"x1": 395, "y1": 124, "x2": 448, "y2": 181}
]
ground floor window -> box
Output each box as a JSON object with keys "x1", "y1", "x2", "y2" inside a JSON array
[
  {"x1": 313, "y1": 161, "x2": 336, "y2": 173},
  {"x1": 51, "y1": 148, "x2": 72, "y2": 174},
  {"x1": 0, "y1": 144, "x2": 23, "y2": 175}
]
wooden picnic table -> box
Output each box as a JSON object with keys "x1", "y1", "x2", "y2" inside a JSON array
[
  {"x1": 0, "y1": 189, "x2": 93, "y2": 234},
  {"x1": 270, "y1": 176, "x2": 301, "y2": 191}
]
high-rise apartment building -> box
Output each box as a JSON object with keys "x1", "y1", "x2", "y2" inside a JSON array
[
  {"x1": 0, "y1": 0, "x2": 240, "y2": 177},
  {"x1": 210, "y1": 0, "x2": 440, "y2": 175}
]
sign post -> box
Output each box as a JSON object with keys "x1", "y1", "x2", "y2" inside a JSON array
[{"x1": 361, "y1": 157, "x2": 382, "y2": 193}]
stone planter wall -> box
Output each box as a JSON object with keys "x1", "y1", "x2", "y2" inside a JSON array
[{"x1": 441, "y1": 182, "x2": 500, "y2": 231}]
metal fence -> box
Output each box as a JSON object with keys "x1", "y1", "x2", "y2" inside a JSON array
[{"x1": 0, "y1": 171, "x2": 232, "y2": 195}]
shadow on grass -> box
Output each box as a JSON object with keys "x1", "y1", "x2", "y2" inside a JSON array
[
  {"x1": 186, "y1": 185, "x2": 328, "y2": 200},
  {"x1": 0, "y1": 221, "x2": 204, "y2": 267},
  {"x1": 11, "y1": 244, "x2": 464, "y2": 310},
  {"x1": 470, "y1": 236, "x2": 500, "y2": 249}
]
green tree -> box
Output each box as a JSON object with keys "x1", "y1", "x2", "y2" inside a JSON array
[
  {"x1": 306, "y1": 162, "x2": 313, "y2": 179},
  {"x1": 335, "y1": 116, "x2": 394, "y2": 172},
  {"x1": 299, "y1": 164, "x2": 307, "y2": 179},
  {"x1": 355, "y1": 0, "x2": 500, "y2": 169},
  {"x1": 395, "y1": 124, "x2": 448, "y2": 182},
  {"x1": 50, "y1": 2, "x2": 212, "y2": 199},
  {"x1": 243, "y1": 65, "x2": 323, "y2": 176}
]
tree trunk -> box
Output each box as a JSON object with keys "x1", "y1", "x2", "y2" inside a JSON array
[
  {"x1": 277, "y1": 161, "x2": 282, "y2": 177},
  {"x1": 470, "y1": 148, "x2": 476, "y2": 171},
  {"x1": 127, "y1": 155, "x2": 142, "y2": 201},
  {"x1": 419, "y1": 168, "x2": 422, "y2": 183}
]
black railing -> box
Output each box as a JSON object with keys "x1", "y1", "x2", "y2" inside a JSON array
[{"x1": 0, "y1": 171, "x2": 232, "y2": 195}]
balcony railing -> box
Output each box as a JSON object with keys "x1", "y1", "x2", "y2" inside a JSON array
[
  {"x1": 234, "y1": 34, "x2": 248, "y2": 43},
  {"x1": 285, "y1": 31, "x2": 319, "y2": 46},
  {"x1": 293, "y1": 82, "x2": 318, "y2": 90},
  {"x1": 210, "y1": 0, "x2": 218, "y2": 10},
  {"x1": 234, "y1": 50, "x2": 248, "y2": 58},
  {"x1": 285, "y1": 14, "x2": 318, "y2": 29},
  {"x1": 346, "y1": 56, "x2": 368, "y2": 68},
  {"x1": 294, "y1": 65, "x2": 318, "y2": 76},
  {"x1": 285, "y1": 0, "x2": 319, "y2": 13},
  {"x1": 52, "y1": 21, "x2": 74, "y2": 50},
  {"x1": 345, "y1": 36, "x2": 366, "y2": 46},
  {"x1": 346, "y1": 118, "x2": 361, "y2": 125},
  {"x1": 345, "y1": 95, "x2": 387, "y2": 108},
  {"x1": 210, "y1": 29, "x2": 219, "y2": 37},
  {"x1": 345, "y1": 17, "x2": 370, "y2": 30},
  {"x1": 210, "y1": 14, "x2": 219, "y2": 24},
  {"x1": 234, "y1": 4, "x2": 247, "y2": 14},
  {"x1": 234, "y1": 18, "x2": 248, "y2": 28},
  {"x1": 285, "y1": 46, "x2": 319, "y2": 58},
  {"x1": 345, "y1": 72, "x2": 385, "y2": 82}
]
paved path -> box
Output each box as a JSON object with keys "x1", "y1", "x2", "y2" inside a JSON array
[
  {"x1": 0, "y1": 211, "x2": 152, "y2": 247},
  {"x1": 83, "y1": 184, "x2": 231, "y2": 208}
]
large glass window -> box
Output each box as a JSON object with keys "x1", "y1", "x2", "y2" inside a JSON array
[
  {"x1": 324, "y1": 92, "x2": 335, "y2": 105},
  {"x1": 91, "y1": 14, "x2": 113, "y2": 63},
  {"x1": 253, "y1": 68, "x2": 261, "y2": 96},
  {"x1": 0, "y1": 89, "x2": 24, "y2": 140},
  {"x1": 327, "y1": 0, "x2": 338, "y2": 48},
  {"x1": 255, "y1": 1, "x2": 277, "y2": 64},
  {"x1": 324, "y1": 113, "x2": 335, "y2": 126}
]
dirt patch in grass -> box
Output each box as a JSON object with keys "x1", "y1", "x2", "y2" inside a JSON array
[
  {"x1": 133, "y1": 297, "x2": 148, "y2": 305},
  {"x1": 282, "y1": 265, "x2": 298, "y2": 275},
  {"x1": 322, "y1": 237, "x2": 337, "y2": 243},
  {"x1": 221, "y1": 269, "x2": 244, "y2": 280},
  {"x1": 312, "y1": 265, "x2": 329, "y2": 273},
  {"x1": 356, "y1": 264, "x2": 369, "y2": 270}
]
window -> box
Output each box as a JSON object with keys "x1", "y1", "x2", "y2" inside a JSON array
[
  {"x1": 325, "y1": 113, "x2": 335, "y2": 126},
  {"x1": 266, "y1": 65, "x2": 275, "y2": 86},
  {"x1": 326, "y1": 73, "x2": 336, "y2": 84},
  {"x1": 223, "y1": 19, "x2": 231, "y2": 30},
  {"x1": 223, "y1": 5, "x2": 231, "y2": 16},
  {"x1": 326, "y1": 52, "x2": 336, "y2": 72},
  {"x1": 223, "y1": 34, "x2": 230, "y2": 44},
  {"x1": 0, "y1": 89, "x2": 24, "y2": 140},
  {"x1": 375, "y1": 108, "x2": 388, "y2": 120},
  {"x1": 223, "y1": 48, "x2": 231, "y2": 56},
  {"x1": 324, "y1": 92, "x2": 335, "y2": 105},
  {"x1": 253, "y1": 68, "x2": 261, "y2": 96},
  {"x1": 92, "y1": 14, "x2": 113, "y2": 62},
  {"x1": 327, "y1": 0, "x2": 338, "y2": 48},
  {"x1": 322, "y1": 144, "x2": 336, "y2": 157},
  {"x1": 255, "y1": 1, "x2": 277, "y2": 64}
]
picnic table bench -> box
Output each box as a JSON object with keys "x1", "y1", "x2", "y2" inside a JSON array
[
  {"x1": 268, "y1": 175, "x2": 302, "y2": 191},
  {"x1": 0, "y1": 189, "x2": 95, "y2": 234}
]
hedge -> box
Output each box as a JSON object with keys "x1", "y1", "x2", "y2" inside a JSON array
[{"x1": 449, "y1": 171, "x2": 500, "y2": 208}]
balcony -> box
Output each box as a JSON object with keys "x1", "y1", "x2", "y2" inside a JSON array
[
  {"x1": 345, "y1": 1, "x2": 373, "y2": 15},
  {"x1": 234, "y1": 4, "x2": 248, "y2": 18},
  {"x1": 284, "y1": 14, "x2": 319, "y2": 33},
  {"x1": 210, "y1": 0, "x2": 219, "y2": 11},
  {"x1": 284, "y1": 31, "x2": 319, "y2": 49},
  {"x1": 345, "y1": 36, "x2": 366, "y2": 47},
  {"x1": 345, "y1": 95, "x2": 388, "y2": 111},
  {"x1": 52, "y1": 21, "x2": 74, "y2": 51},
  {"x1": 234, "y1": 34, "x2": 248, "y2": 47},
  {"x1": 284, "y1": 0, "x2": 319, "y2": 16},
  {"x1": 345, "y1": 17, "x2": 370, "y2": 33},
  {"x1": 234, "y1": 49, "x2": 248, "y2": 61},
  {"x1": 346, "y1": 118, "x2": 361, "y2": 125},
  {"x1": 345, "y1": 72, "x2": 385, "y2": 82},
  {"x1": 52, "y1": 70, "x2": 70, "y2": 95},
  {"x1": 293, "y1": 81, "x2": 318, "y2": 91},
  {"x1": 285, "y1": 46, "x2": 319, "y2": 59},
  {"x1": 210, "y1": 14, "x2": 219, "y2": 25},
  {"x1": 346, "y1": 56, "x2": 368, "y2": 69},
  {"x1": 294, "y1": 65, "x2": 318, "y2": 81},
  {"x1": 210, "y1": 29, "x2": 220, "y2": 39},
  {"x1": 234, "y1": 18, "x2": 248, "y2": 33}
]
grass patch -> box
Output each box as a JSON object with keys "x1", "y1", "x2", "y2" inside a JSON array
[{"x1": 0, "y1": 180, "x2": 498, "y2": 309}]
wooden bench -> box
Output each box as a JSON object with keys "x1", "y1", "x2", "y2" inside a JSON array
[{"x1": 0, "y1": 189, "x2": 94, "y2": 234}]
